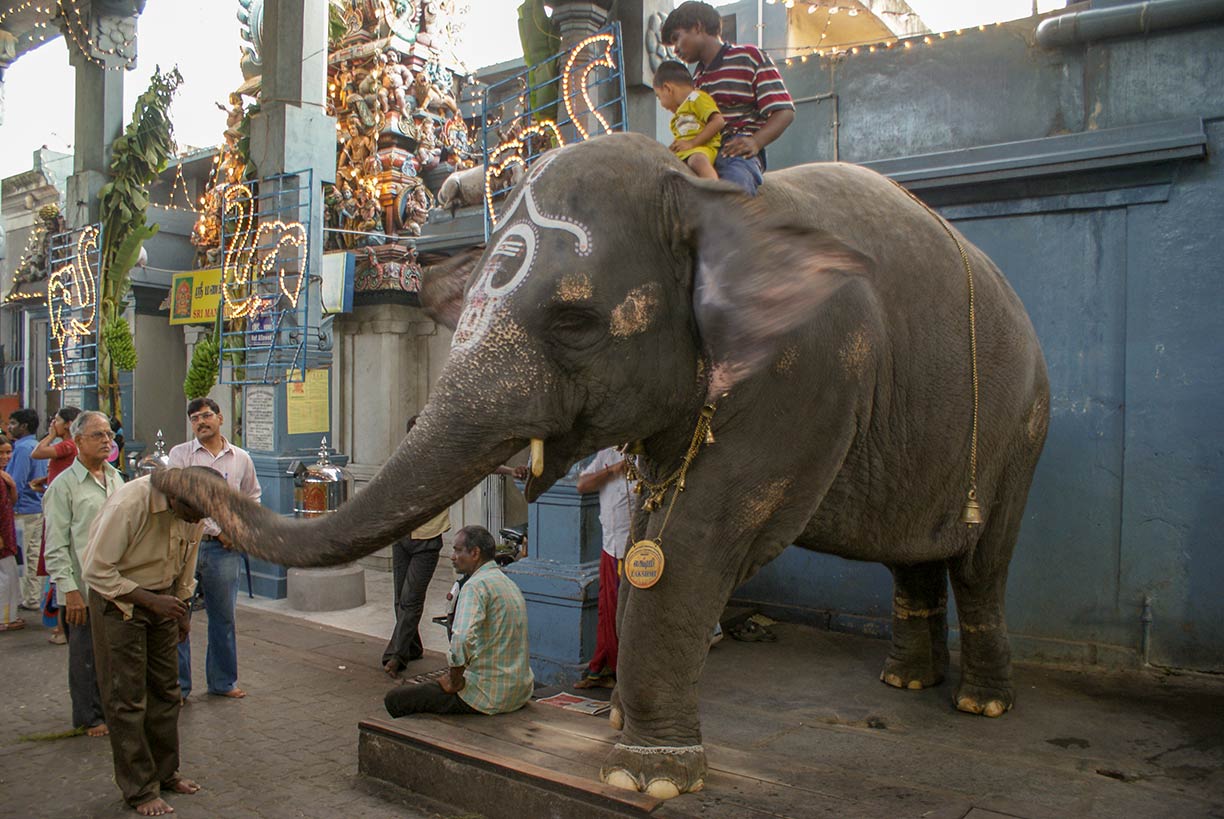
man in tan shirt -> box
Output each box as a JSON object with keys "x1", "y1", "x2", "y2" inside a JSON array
[{"x1": 82, "y1": 467, "x2": 222, "y2": 817}]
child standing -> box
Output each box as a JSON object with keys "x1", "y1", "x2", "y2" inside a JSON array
[
  {"x1": 653, "y1": 60, "x2": 725, "y2": 181},
  {"x1": 0, "y1": 436, "x2": 23, "y2": 631}
]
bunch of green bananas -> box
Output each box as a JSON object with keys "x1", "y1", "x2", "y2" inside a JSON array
[
  {"x1": 101, "y1": 318, "x2": 138, "y2": 371},
  {"x1": 184, "y1": 332, "x2": 220, "y2": 399}
]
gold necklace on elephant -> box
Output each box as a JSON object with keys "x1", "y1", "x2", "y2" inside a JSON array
[{"x1": 619, "y1": 404, "x2": 717, "y2": 590}]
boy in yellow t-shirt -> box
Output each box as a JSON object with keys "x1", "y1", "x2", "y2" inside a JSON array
[{"x1": 653, "y1": 60, "x2": 725, "y2": 180}]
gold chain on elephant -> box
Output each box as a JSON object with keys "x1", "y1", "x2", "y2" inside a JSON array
[
  {"x1": 888, "y1": 180, "x2": 983, "y2": 525},
  {"x1": 618, "y1": 404, "x2": 718, "y2": 589}
]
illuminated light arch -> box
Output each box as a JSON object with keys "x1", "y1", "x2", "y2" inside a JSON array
[
  {"x1": 46, "y1": 225, "x2": 100, "y2": 390},
  {"x1": 561, "y1": 33, "x2": 618, "y2": 141}
]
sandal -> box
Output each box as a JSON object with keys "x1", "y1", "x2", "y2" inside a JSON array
[
  {"x1": 0, "y1": 619, "x2": 26, "y2": 632},
  {"x1": 729, "y1": 620, "x2": 777, "y2": 643},
  {"x1": 573, "y1": 672, "x2": 616, "y2": 689},
  {"x1": 48, "y1": 631, "x2": 67, "y2": 644}
]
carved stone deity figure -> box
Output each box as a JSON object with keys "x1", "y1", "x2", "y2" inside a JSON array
[
  {"x1": 397, "y1": 177, "x2": 430, "y2": 237},
  {"x1": 382, "y1": 50, "x2": 414, "y2": 114}
]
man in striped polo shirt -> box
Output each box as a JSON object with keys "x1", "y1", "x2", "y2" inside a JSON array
[{"x1": 663, "y1": 1, "x2": 795, "y2": 195}]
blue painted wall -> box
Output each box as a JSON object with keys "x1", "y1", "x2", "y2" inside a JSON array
[{"x1": 730, "y1": 15, "x2": 1224, "y2": 673}]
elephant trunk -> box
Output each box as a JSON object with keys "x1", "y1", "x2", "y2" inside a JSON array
[{"x1": 151, "y1": 396, "x2": 527, "y2": 568}]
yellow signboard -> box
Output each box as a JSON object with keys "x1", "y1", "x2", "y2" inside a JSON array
[
  {"x1": 169, "y1": 268, "x2": 224, "y2": 325},
  {"x1": 286, "y1": 368, "x2": 330, "y2": 435}
]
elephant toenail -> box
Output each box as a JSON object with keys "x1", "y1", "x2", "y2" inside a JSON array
[
  {"x1": 957, "y1": 696, "x2": 982, "y2": 714},
  {"x1": 883, "y1": 673, "x2": 903, "y2": 688},
  {"x1": 604, "y1": 769, "x2": 639, "y2": 791},
  {"x1": 984, "y1": 701, "x2": 1005, "y2": 717},
  {"x1": 609, "y1": 706, "x2": 624, "y2": 730},
  {"x1": 646, "y1": 779, "x2": 682, "y2": 799},
  {"x1": 907, "y1": 679, "x2": 924, "y2": 690}
]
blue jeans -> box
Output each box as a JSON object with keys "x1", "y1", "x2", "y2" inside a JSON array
[
  {"x1": 714, "y1": 153, "x2": 764, "y2": 196},
  {"x1": 177, "y1": 538, "x2": 239, "y2": 696}
]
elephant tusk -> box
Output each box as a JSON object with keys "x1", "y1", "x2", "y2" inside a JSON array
[{"x1": 530, "y1": 438, "x2": 545, "y2": 477}]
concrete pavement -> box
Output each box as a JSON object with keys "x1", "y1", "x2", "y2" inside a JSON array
[{"x1": 1, "y1": 599, "x2": 460, "y2": 819}]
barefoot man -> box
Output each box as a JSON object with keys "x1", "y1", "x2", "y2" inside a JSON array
[{"x1": 82, "y1": 467, "x2": 219, "y2": 815}]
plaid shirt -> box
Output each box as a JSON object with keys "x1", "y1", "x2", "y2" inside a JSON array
[{"x1": 448, "y1": 560, "x2": 533, "y2": 714}]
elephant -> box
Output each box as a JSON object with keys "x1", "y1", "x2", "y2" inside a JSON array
[{"x1": 155, "y1": 132, "x2": 1049, "y2": 800}]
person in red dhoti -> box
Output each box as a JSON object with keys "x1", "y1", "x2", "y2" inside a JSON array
[{"x1": 574, "y1": 448, "x2": 635, "y2": 689}]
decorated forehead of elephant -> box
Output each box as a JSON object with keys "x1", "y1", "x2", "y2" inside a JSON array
[{"x1": 452, "y1": 152, "x2": 594, "y2": 351}]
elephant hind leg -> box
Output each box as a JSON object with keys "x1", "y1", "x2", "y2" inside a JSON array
[
  {"x1": 881, "y1": 561, "x2": 949, "y2": 691},
  {"x1": 948, "y1": 490, "x2": 1028, "y2": 718}
]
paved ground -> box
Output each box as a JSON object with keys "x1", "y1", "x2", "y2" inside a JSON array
[
  {"x1": 7, "y1": 559, "x2": 1223, "y2": 819},
  {"x1": 1, "y1": 602, "x2": 462, "y2": 819}
]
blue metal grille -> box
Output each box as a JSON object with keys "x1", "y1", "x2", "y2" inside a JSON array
[
  {"x1": 481, "y1": 22, "x2": 628, "y2": 238},
  {"x1": 217, "y1": 170, "x2": 322, "y2": 385},
  {"x1": 46, "y1": 223, "x2": 102, "y2": 391}
]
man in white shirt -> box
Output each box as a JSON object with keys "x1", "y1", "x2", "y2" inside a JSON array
[
  {"x1": 574, "y1": 447, "x2": 633, "y2": 688},
  {"x1": 167, "y1": 397, "x2": 262, "y2": 701}
]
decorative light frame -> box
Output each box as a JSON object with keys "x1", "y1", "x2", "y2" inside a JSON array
[{"x1": 46, "y1": 224, "x2": 101, "y2": 390}]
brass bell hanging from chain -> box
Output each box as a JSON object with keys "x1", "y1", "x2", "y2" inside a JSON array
[
  {"x1": 961, "y1": 489, "x2": 983, "y2": 525},
  {"x1": 705, "y1": 426, "x2": 715, "y2": 445}
]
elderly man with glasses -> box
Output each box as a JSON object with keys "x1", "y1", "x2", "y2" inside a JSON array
[
  {"x1": 167, "y1": 398, "x2": 261, "y2": 702},
  {"x1": 42, "y1": 410, "x2": 123, "y2": 739}
]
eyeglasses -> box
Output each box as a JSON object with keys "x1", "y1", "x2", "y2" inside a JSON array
[
  {"x1": 82, "y1": 430, "x2": 115, "y2": 442},
  {"x1": 189, "y1": 410, "x2": 217, "y2": 423}
]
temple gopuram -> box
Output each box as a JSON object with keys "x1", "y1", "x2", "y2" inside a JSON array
[{"x1": 191, "y1": 0, "x2": 477, "y2": 300}]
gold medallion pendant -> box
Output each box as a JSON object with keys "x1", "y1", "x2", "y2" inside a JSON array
[{"x1": 625, "y1": 539, "x2": 665, "y2": 589}]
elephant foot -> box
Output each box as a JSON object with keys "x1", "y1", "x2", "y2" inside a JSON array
[
  {"x1": 879, "y1": 656, "x2": 945, "y2": 691},
  {"x1": 954, "y1": 680, "x2": 1013, "y2": 718},
  {"x1": 600, "y1": 742, "x2": 707, "y2": 799}
]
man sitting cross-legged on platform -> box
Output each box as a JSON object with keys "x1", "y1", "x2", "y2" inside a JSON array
[{"x1": 384, "y1": 525, "x2": 533, "y2": 717}]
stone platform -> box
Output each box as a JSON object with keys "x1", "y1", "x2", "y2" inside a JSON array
[{"x1": 360, "y1": 622, "x2": 1224, "y2": 819}]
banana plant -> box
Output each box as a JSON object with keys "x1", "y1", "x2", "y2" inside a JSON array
[{"x1": 96, "y1": 66, "x2": 182, "y2": 419}]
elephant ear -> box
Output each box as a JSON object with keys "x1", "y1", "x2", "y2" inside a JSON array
[
  {"x1": 675, "y1": 173, "x2": 874, "y2": 400},
  {"x1": 418, "y1": 244, "x2": 485, "y2": 330}
]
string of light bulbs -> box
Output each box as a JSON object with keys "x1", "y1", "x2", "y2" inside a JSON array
[
  {"x1": 57, "y1": 0, "x2": 133, "y2": 71},
  {"x1": 777, "y1": 19, "x2": 1007, "y2": 64}
]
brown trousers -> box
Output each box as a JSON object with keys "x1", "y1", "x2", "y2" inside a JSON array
[{"x1": 89, "y1": 593, "x2": 183, "y2": 807}]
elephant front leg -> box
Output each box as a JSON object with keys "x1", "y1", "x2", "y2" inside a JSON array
[
  {"x1": 881, "y1": 561, "x2": 949, "y2": 691},
  {"x1": 600, "y1": 557, "x2": 720, "y2": 798}
]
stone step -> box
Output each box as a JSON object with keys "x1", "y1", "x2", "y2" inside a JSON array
[{"x1": 359, "y1": 714, "x2": 678, "y2": 819}]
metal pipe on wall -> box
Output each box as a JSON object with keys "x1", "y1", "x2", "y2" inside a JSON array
[{"x1": 1036, "y1": 0, "x2": 1224, "y2": 47}]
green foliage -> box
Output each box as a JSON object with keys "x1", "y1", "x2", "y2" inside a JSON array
[
  {"x1": 184, "y1": 330, "x2": 220, "y2": 400},
  {"x1": 97, "y1": 67, "x2": 182, "y2": 417},
  {"x1": 518, "y1": 0, "x2": 560, "y2": 123},
  {"x1": 101, "y1": 317, "x2": 137, "y2": 371},
  {"x1": 328, "y1": 1, "x2": 348, "y2": 48}
]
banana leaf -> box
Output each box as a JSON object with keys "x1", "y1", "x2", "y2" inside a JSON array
[{"x1": 518, "y1": 0, "x2": 560, "y2": 126}]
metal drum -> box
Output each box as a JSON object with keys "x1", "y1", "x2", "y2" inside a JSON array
[{"x1": 291, "y1": 437, "x2": 349, "y2": 518}]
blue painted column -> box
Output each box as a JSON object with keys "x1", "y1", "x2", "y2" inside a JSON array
[
  {"x1": 243, "y1": 380, "x2": 345, "y2": 599},
  {"x1": 504, "y1": 469, "x2": 603, "y2": 686}
]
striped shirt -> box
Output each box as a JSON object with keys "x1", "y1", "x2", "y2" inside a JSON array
[
  {"x1": 694, "y1": 43, "x2": 794, "y2": 140},
  {"x1": 448, "y1": 560, "x2": 533, "y2": 714}
]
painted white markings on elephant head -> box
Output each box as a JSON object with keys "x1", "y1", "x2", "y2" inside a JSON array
[
  {"x1": 452, "y1": 150, "x2": 594, "y2": 351},
  {"x1": 496, "y1": 151, "x2": 593, "y2": 257},
  {"x1": 453, "y1": 223, "x2": 537, "y2": 350}
]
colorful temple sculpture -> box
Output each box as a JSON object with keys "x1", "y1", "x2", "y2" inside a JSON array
[{"x1": 192, "y1": 0, "x2": 477, "y2": 299}]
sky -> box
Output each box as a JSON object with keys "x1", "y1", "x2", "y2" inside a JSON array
[{"x1": 0, "y1": 0, "x2": 1065, "y2": 180}]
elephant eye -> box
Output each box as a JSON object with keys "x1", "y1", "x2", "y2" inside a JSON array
[{"x1": 547, "y1": 306, "x2": 605, "y2": 351}]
